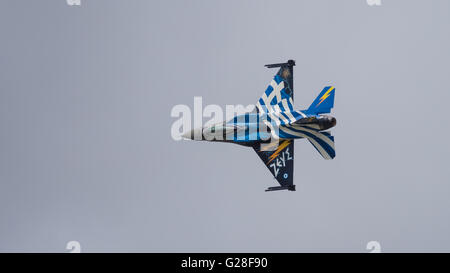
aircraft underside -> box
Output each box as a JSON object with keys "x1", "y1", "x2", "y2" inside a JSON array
[{"x1": 183, "y1": 60, "x2": 336, "y2": 192}]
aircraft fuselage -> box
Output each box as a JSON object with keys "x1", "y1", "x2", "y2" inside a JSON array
[{"x1": 183, "y1": 111, "x2": 336, "y2": 145}]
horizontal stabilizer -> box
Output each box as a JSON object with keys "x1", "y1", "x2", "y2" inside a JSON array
[{"x1": 307, "y1": 131, "x2": 335, "y2": 160}]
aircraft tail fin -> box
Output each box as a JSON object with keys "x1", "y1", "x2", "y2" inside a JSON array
[{"x1": 306, "y1": 86, "x2": 335, "y2": 114}]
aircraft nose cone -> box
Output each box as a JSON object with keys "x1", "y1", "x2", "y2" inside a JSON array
[{"x1": 181, "y1": 128, "x2": 203, "y2": 140}]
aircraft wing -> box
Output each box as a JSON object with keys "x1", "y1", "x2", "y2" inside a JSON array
[
  {"x1": 252, "y1": 140, "x2": 295, "y2": 191},
  {"x1": 255, "y1": 60, "x2": 295, "y2": 115}
]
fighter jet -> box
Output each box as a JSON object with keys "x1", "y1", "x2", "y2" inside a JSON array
[{"x1": 182, "y1": 60, "x2": 336, "y2": 191}]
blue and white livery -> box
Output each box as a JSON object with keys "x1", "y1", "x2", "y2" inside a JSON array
[{"x1": 183, "y1": 60, "x2": 337, "y2": 192}]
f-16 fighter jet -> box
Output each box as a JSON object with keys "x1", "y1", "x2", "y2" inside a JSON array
[{"x1": 183, "y1": 60, "x2": 336, "y2": 192}]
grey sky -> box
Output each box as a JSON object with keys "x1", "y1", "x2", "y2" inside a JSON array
[{"x1": 1, "y1": 0, "x2": 449, "y2": 252}]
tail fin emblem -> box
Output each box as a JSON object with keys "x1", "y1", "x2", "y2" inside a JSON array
[{"x1": 317, "y1": 86, "x2": 334, "y2": 107}]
